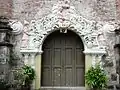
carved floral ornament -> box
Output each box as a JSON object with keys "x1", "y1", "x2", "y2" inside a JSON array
[{"x1": 16, "y1": 0, "x2": 118, "y2": 54}]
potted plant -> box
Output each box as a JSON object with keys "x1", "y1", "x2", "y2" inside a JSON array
[{"x1": 85, "y1": 64, "x2": 108, "y2": 90}]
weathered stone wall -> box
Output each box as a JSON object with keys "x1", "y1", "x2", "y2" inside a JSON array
[
  {"x1": 116, "y1": 0, "x2": 120, "y2": 21},
  {"x1": 0, "y1": 0, "x2": 117, "y2": 21},
  {"x1": 0, "y1": 0, "x2": 12, "y2": 18},
  {"x1": 0, "y1": 0, "x2": 120, "y2": 89},
  {"x1": 11, "y1": 0, "x2": 116, "y2": 21}
]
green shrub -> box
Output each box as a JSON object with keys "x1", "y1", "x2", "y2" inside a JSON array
[
  {"x1": 12, "y1": 65, "x2": 35, "y2": 89},
  {"x1": 85, "y1": 64, "x2": 108, "y2": 90},
  {"x1": 22, "y1": 65, "x2": 35, "y2": 85}
]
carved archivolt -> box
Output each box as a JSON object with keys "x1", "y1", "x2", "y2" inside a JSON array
[{"x1": 20, "y1": 0, "x2": 105, "y2": 53}]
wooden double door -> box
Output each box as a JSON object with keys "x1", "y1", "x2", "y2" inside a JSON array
[{"x1": 41, "y1": 30, "x2": 85, "y2": 87}]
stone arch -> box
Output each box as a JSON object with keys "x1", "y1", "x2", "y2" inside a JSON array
[
  {"x1": 41, "y1": 29, "x2": 85, "y2": 51},
  {"x1": 40, "y1": 29, "x2": 85, "y2": 52}
]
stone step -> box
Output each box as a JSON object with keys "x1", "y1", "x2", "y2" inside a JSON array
[{"x1": 40, "y1": 87, "x2": 86, "y2": 90}]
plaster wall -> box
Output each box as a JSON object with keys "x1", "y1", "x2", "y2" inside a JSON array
[{"x1": 0, "y1": 0, "x2": 12, "y2": 18}]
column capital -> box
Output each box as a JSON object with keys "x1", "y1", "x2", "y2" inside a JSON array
[
  {"x1": 36, "y1": 50, "x2": 43, "y2": 55},
  {"x1": 20, "y1": 49, "x2": 38, "y2": 56},
  {"x1": 83, "y1": 48, "x2": 106, "y2": 55}
]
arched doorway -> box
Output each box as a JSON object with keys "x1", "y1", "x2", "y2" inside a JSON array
[{"x1": 41, "y1": 30, "x2": 85, "y2": 87}]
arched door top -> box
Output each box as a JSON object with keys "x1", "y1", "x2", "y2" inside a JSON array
[{"x1": 42, "y1": 30, "x2": 84, "y2": 51}]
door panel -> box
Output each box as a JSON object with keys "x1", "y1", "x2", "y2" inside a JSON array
[
  {"x1": 43, "y1": 49, "x2": 51, "y2": 66},
  {"x1": 53, "y1": 68, "x2": 61, "y2": 86},
  {"x1": 76, "y1": 68, "x2": 85, "y2": 86},
  {"x1": 65, "y1": 68, "x2": 73, "y2": 86},
  {"x1": 41, "y1": 30, "x2": 85, "y2": 86},
  {"x1": 42, "y1": 68, "x2": 51, "y2": 86},
  {"x1": 53, "y1": 48, "x2": 61, "y2": 66},
  {"x1": 76, "y1": 48, "x2": 84, "y2": 65},
  {"x1": 65, "y1": 48, "x2": 73, "y2": 65}
]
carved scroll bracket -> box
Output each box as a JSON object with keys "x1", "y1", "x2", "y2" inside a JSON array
[{"x1": 9, "y1": 20, "x2": 23, "y2": 35}]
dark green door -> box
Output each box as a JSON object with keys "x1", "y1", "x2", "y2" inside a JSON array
[{"x1": 41, "y1": 30, "x2": 85, "y2": 87}]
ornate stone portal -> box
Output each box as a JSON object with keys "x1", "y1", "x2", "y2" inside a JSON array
[
  {"x1": 9, "y1": 0, "x2": 119, "y2": 89},
  {"x1": 19, "y1": 0, "x2": 107, "y2": 89}
]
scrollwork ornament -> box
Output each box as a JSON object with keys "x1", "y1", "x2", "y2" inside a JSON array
[{"x1": 9, "y1": 20, "x2": 23, "y2": 35}]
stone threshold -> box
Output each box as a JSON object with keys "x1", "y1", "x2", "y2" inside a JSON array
[{"x1": 40, "y1": 87, "x2": 86, "y2": 90}]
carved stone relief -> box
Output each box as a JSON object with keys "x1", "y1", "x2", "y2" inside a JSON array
[
  {"x1": 97, "y1": 22, "x2": 117, "y2": 63},
  {"x1": 17, "y1": 0, "x2": 120, "y2": 87},
  {"x1": 97, "y1": 21, "x2": 120, "y2": 86},
  {"x1": 21, "y1": 20, "x2": 30, "y2": 48},
  {"x1": 9, "y1": 20, "x2": 23, "y2": 35},
  {"x1": 18, "y1": 1, "x2": 109, "y2": 74},
  {"x1": 20, "y1": 0, "x2": 103, "y2": 53}
]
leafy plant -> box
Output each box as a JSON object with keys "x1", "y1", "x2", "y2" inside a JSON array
[
  {"x1": 12, "y1": 65, "x2": 35, "y2": 90},
  {"x1": 22, "y1": 65, "x2": 35, "y2": 85},
  {"x1": 85, "y1": 64, "x2": 108, "y2": 90}
]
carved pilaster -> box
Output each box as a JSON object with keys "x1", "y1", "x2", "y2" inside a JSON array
[
  {"x1": 84, "y1": 49, "x2": 106, "y2": 67},
  {"x1": 92, "y1": 55, "x2": 96, "y2": 66},
  {"x1": 30, "y1": 53, "x2": 36, "y2": 69},
  {"x1": 24, "y1": 54, "x2": 29, "y2": 65},
  {"x1": 20, "y1": 51, "x2": 37, "y2": 90},
  {"x1": 20, "y1": 50, "x2": 38, "y2": 67}
]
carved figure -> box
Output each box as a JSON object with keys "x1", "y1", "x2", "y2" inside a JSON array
[{"x1": 21, "y1": 20, "x2": 29, "y2": 48}]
